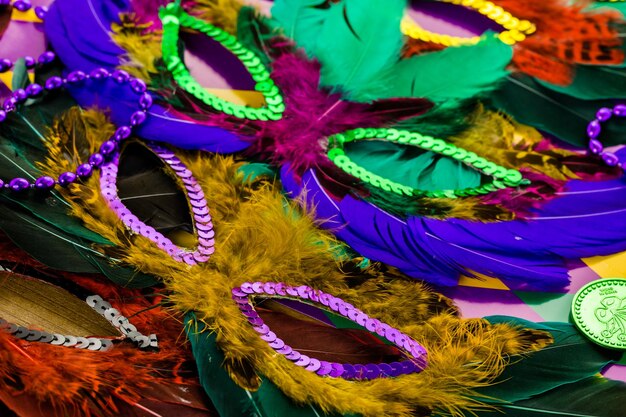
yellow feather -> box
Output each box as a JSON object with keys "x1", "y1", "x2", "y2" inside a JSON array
[
  {"x1": 38, "y1": 108, "x2": 553, "y2": 417},
  {"x1": 111, "y1": 0, "x2": 244, "y2": 82},
  {"x1": 450, "y1": 105, "x2": 580, "y2": 181}
]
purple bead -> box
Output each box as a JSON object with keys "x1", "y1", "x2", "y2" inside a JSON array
[
  {"x1": 44, "y1": 76, "x2": 63, "y2": 90},
  {"x1": 67, "y1": 70, "x2": 87, "y2": 84},
  {"x1": 0, "y1": 179, "x2": 4, "y2": 188},
  {"x1": 24, "y1": 56, "x2": 36, "y2": 69},
  {"x1": 589, "y1": 139, "x2": 604, "y2": 154},
  {"x1": 76, "y1": 163, "x2": 93, "y2": 179},
  {"x1": 3, "y1": 97, "x2": 16, "y2": 112},
  {"x1": 34, "y1": 176, "x2": 55, "y2": 190},
  {"x1": 12, "y1": 89, "x2": 27, "y2": 102},
  {"x1": 25, "y1": 83, "x2": 43, "y2": 97},
  {"x1": 9, "y1": 177, "x2": 30, "y2": 192},
  {"x1": 58, "y1": 172, "x2": 77, "y2": 187},
  {"x1": 113, "y1": 125, "x2": 132, "y2": 141},
  {"x1": 601, "y1": 152, "x2": 619, "y2": 167},
  {"x1": 88, "y1": 152, "x2": 105, "y2": 167},
  {"x1": 614, "y1": 104, "x2": 626, "y2": 117},
  {"x1": 37, "y1": 51, "x2": 55, "y2": 65},
  {"x1": 13, "y1": 0, "x2": 31, "y2": 12},
  {"x1": 130, "y1": 78, "x2": 147, "y2": 93},
  {"x1": 112, "y1": 69, "x2": 130, "y2": 84},
  {"x1": 34, "y1": 5, "x2": 47, "y2": 19},
  {"x1": 0, "y1": 110, "x2": 6, "y2": 123},
  {"x1": 89, "y1": 68, "x2": 110, "y2": 79},
  {"x1": 139, "y1": 92, "x2": 153, "y2": 109},
  {"x1": 0, "y1": 58, "x2": 11, "y2": 73},
  {"x1": 596, "y1": 107, "x2": 613, "y2": 122},
  {"x1": 587, "y1": 120, "x2": 601, "y2": 139},
  {"x1": 130, "y1": 110, "x2": 147, "y2": 126},
  {"x1": 99, "y1": 140, "x2": 117, "y2": 156}
]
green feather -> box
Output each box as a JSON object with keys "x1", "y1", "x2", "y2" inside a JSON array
[
  {"x1": 236, "y1": 6, "x2": 277, "y2": 67},
  {"x1": 481, "y1": 316, "x2": 620, "y2": 403},
  {"x1": 470, "y1": 377, "x2": 626, "y2": 417},
  {"x1": 491, "y1": 74, "x2": 626, "y2": 147},
  {"x1": 0, "y1": 72, "x2": 158, "y2": 287},
  {"x1": 345, "y1": 140, "x2": 481, "y2": 191},
  {"x1": 184, "y1": 312, "x2": 352, "y2": 417},
  {"x1": 272, "y1": 0, "x2": 407, "y2": 102},
  {"x1": 313, "y1": 0, "x2": 405, "y2": 101},
  {"x1": 381, "y1": 35, "x2": 512, "y2": 102},
  {"x1": 11, "y1": 58, "x2": 30, "y2": 91},
  {"x1": 271, "y1": 0, "x2": 329, "y2": 54},
  {"x1": 588, "y1": 2, "x2": 626, "y2": 16},
  {"x1": 537, "y1": 63, "x2": 626, "y2": 100}
]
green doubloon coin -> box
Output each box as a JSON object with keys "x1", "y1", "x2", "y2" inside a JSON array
[{"x1": 572, "y1": 278, "x2": 626, "y2": 350}]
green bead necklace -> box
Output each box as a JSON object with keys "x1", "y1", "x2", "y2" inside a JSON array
[
  {"x1": 327, "y1": 128, "x2": 529, "y2": 199},
  {"x1": 159, "y1": 2, "x2": 285, "y2": 121}
]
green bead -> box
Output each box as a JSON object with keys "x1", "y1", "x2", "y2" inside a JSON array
[
  {"x1": 397, "y1": 131, "x2": 412, "y2": 144},
  {"x1": 505, "y1": 170, "x2": 523, "y2": 184},
  {"x1": 472, "y1": 157, "x2": 488, "y2": 169},
  {"x1": 265, "y1": 94, "x2": 283, "y2": 106},
  {"x1": 419, "y1": 136, "x2": 434, "y2": 149},
  {"x1": 431, "y1": 139, "x2": 446, "y2": 152},
  {"x1": 442, "y1": 144, "x2": 457, "y2": 156},
  {"x1": 452, "y1": 148, "x2": 467, "y2": 160},
  {"x1": 386, "y1": 129, "x2": 400, "y2": 141},
  {"x1": 352, "y1": 128, "x2": 366, "y2": 139},
  {"x1": 482, "y1": 162, "x2": 498, "y2": 175},
  {"x1": 243, "y1": 107, "x2": 260, "y2": 121}
]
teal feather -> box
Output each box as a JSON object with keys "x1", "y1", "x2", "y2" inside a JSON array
[
  {"x1": 481, "y1": 316, "x2": 620, "y2": 403},
  {"x1": 469, "y1": 377, "x2": 626, "y2": 417},
  {"x1": 0, "y1": 72, "x2": 158, "y2": 287},
  {"x1": 345, "y1": 140, "x2": 481, "y2": 190},
  {"x1": 313, "y1": 0, "x2": 405, "y2": 101},
  {"x1": 383, "y1": 35, "x2": 512, "y2": 102},
  {"x1": 236, "y1": 6, "x2": 277, "y2": 67},
  {"x1": 491, "y1": 74, "x2": 626, "y2": 147},
  {"x1": 272, "y1": 0, "x2": 407, "y2": 102},
  {"x1": 271, "y1": 0, "x2": 329, "y2": 54},
  {"x1": 536, "y1": 61, "x2": 626, "y2": 100},
  {"x1": 184, "y1": 312, "x2": 352, "y2": 417}
]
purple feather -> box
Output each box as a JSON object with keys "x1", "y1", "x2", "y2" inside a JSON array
[
  {"x1": 282, "y1": 164, "x2": 626, "y2": 291},
  {"x1": 44, "y1": 0, "x2": 248, "y2": 152}
]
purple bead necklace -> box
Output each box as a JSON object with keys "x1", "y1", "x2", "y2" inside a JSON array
[
  {"x1": 0, "y1": 0, "x2": 48, "y2": 20},
  {"x1": 587, "y1": 104, "x2": 626, "y2": 167},
  {"x1": 0, "y1": 67, "x2": 153, "y2": 192}
]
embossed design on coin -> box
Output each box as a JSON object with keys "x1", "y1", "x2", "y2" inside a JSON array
[{"x1": 572, "y1": 278, "x2": 626, "y2": 350}]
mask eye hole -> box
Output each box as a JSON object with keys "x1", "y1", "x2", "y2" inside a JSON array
[
  {"x1": 101, "y1": 141, "x2": 215, "y2": 264},
  {"x1": 327, "y1": 128, "x2": 526, "y2": 200},
  {"x1": 403, "y1": 0, "x2": 536, "y2": 46},
  {"x1": 233, "y1": 282, "x2": 428, "y2": 380},
  {"x1": 160, "y1": 3, "x2": 285, "y2": 121}
]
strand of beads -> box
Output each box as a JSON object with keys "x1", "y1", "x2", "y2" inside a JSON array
[
  {"x1": 0, "y1": 1, "x2": 52, "y2": 72},
  {"x1": 0, "y1": 67, "x2": 153, "y2": 192},
  {"x1": 0, "y1": 0, "x2": 48, "y2": 20},
  {"x1": 0, "y1": 50, "x2": 55, "y2": 73},
  {"x1": 587, "y1": 104, "x2": 626, "y2": 167}
]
